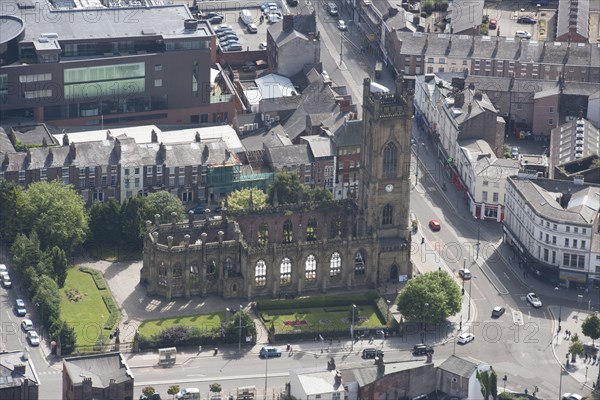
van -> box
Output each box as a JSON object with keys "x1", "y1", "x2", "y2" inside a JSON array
[
  {"x1": 259, "y1": 346, "x2": 282, "y2": 358},
  {"x1": 240, "y1": 9, "x2": 253, "y2": 26}
]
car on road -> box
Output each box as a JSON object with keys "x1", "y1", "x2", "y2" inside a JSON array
[
  {"x1": 337, "y1": 20, "x2": 347, "y2": 31},
  {"x1": 412, "y1": 344, "x2": 433, "y2": 356},
  {"x1": 0, "y1": 269, "x2": 8, "y2": 281},
  {"x1": 489, "y1": 19, "x2": 497, "y2": 29},
  {"x1": 517, "y1": 16, "x2": 537, "y2": 24},
  {"x1": 458, "y1": 268, "x2": 471, "y2": 280},
  {"x1": 526, "y1": 293, "x2": 542, "y2": 308},
  {"x1": 15, "y1": 299, "x2": 26, "y2": 316},
  {"x1": 2, "y1": 276, "x2": 12, "y2": 288},
  {"x1": 515, "y1": 30, "x2": 532, "y2": 39},
  {"x1": 457, "y1": 332, "x2": 475, "y2": 344},
  {"x1": 327, "y1": 2, "x2": 338, "y2": 16},
  {"x1": 175, "y1": 388, "x2": 200, "y2": 399},
  {"x1": 27, "y1": 330, "x2": 40, "y2": 346},
  {"x1": 562, "y1": 394, "x2": 583, "y2": 400},
  {"x1": 428, "y1": 220, "x2": 441, "y2": 231},
  {"x1": 362, "y1": 348, "x2": 384, "y2": 359},
  {"x1": 21, "y1": 319, "x2": 34, "y2": 331},
  {"x1": 491, "y1": 306, "x2": 506, "y2": 318},
  {"x1": 259, "y1": 346, "x2": 282, "y2": 358},
  {"x1": 511, "y1": 147, "x2": 519, "y2": 159},
  {"x1": 140, "y1": 393, "x2": 162, "y2": 400}
]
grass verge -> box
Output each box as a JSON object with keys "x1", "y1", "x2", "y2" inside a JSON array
[{"x1": 138, "y1": 313, "x2": 226, "y2": 338}]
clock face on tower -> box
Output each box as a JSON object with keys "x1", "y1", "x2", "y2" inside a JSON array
[{"x1": 385, "y1": 184, "x2": 394, "y2": 193}]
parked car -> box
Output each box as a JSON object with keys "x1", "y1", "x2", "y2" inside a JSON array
[
  {"x1": 458, "y1": 269, "x2": 471, "y2": 280},
  {"x1": 491, "y1": 306, "x2": 506, "y2": 318},
  {"x1": 260, "y1": 2, "x2": 278, "y2": 11},
  {"x1": 259, "y1": 42, "x2": 268, "y2": 49},
  {"x1": 247, "y1": 23, "x2": 258, "y2": 33},
  {"x1": 526, "y1": 293, "x2": 542, "y2": 308},
  {"x1": 488, "y1": 19, "x2": 497, "y2": 29},
  {"x1": 412, "y1": 344, "x2": 433, "y2": 356},
  {"x1": 511, "y1": 147, "x2": 519, "y2": 158},
  {"x1": 220, "y1": 34, "x2": 239, "y2": 42},
  {"x1": 225, "y1": 43, "x2": 243, "y2": 52},
  {"x1": 428, "y1": 220, "x2": 441, "y2": 232},
  {"x1": 15, "y1": 299, "x2": 26, "y2": 316},
  {"x1": 221, "y1": 39, "x2": 240, "y2": 48},
  {"x1": 362, "y1": 348, "x2": 384, "y2": 359},
  {"x1": 27, "y1": 330, "x2": 40, "y2": 346},
  {"x1": 188, "y1": 204, "x2": 205, "y2": 214},
  {"x1": 337, "y1": 20, "x2": 347, "y2": 31},
  {"x1": 208, "y1": 16, "x2": 224, "y2": 24},
  {"x1": 0, "y1": 270, "x2": 8, "y2": 281},
  {"x1": 175, "y1": 388, "x2": 200, "y2": 400},
  {"x1": 214, "y1": 25, "x2": 232, "y2": 33},
  {"x1": 21, "y1": 319, "x2": 34, "y2": 331},
  {"x1": 259, "y1": 346, "x2": 282, "y2": 358},
  {"x1": 515, "y1": 30, "x2": 532, "y2": 39},
  {"x1": 562, "y1": 394, "x2": 583, "y2": 400},
  {"x1": 2, "y1": 276, "x2": 12, "y2": 288},
  {"x1": 0, "y1": 264, "x2": 7, "y2": 273},
  {"x1": 216, "y1": 29, "x2": 234, "y2": 38},
  {"x1": 205, "y1": 12, "x2": 224, "y2": 19},
  {"x1": 457, "y1": 332, "x2": 475, "y2": 344},
  {"x1": 286, "y1": 0, "x2": 298, "y2": 6},
  {"x1": 517, "y1": 16, "x2": 537, "y2": 24},
  {"x1": 140, "y1": 393, "x2": 162, "y2": 400},
  {"x1": 327, "y1": 2, "x2": 338, "y2": 16}
]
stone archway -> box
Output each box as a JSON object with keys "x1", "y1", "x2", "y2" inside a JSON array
[{"x1": 389, "y1": 264, "x2": 399, "y2": 282}]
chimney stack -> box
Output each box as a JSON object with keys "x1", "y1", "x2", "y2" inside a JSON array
[
  {"x1": 334, "y1": 370, "x2": 342, "y2": 385},
  {"x1": 69, "y1": 142, "x2": 76, "y2": 160},
  {"x1": 151, "y1": 129, "x2": 159, "y2": 143},
  {"x1": 62, "y1": 133, "x2": 69, "y2": 146}
]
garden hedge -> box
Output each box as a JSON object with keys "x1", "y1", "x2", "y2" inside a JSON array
[
  {"x1": 256, "y1": 290, "x2": 380, "y2": 311},
  {"x1": 79, "y1": 267, "x2": 107, "y2": 290}
]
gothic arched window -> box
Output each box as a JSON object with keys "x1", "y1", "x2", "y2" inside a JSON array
[
  {"x1": 255, "y1": 260, "x2": 266, "y2": 287},
  {"x1": 354, "y1": 251, "x2": 366, "y2": 275},
  {"x1": 283, "y1": 220, "x2": 293, "y2": 243},
  {"x1": 306, "y1": 218, "x2": 317, "y2": 241},
  {"x1": 382, "y1": 204, "x2": 393, "y2": 225},
  {"x1": 258, "y1": 223, "x2": 268, "y2": 246},
  {"x1": 330, "y1": 252, "x2": 341, "y2": 277},
  {"x1": 280, "y1": 257, "x2": 292, "y2": 285},
  {"x1": 305, "y1": 254, "x2": 316, "y2": 281},
  {"x1": 330, "y1": 215, "x2": 342, "y2": 239},
  {"x1": 382, "y1": 142, "x2": 398, "y2": 176}
]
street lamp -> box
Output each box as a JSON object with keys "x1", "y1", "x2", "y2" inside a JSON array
[
  {"x1": 555, "y1": 287, "x2": 562, "y2": 343},
  {"x1": 415, "y1": 141, "x2": 421, "y2": 183},
  {"x1": 386, "y1": 300, "x2": 391, "y2": 327},
  {"x1": 475, "y1": 224, "x2": 481, "y2": 260},
  {"x1": 351, "y1": 304, "x2": 357, "y2": 351},
  {"x1": 462, "y1": 257, "x2": 466, "y2": 295},
  {"x1": 238, "y1": 305, "x2": 243, "y2": 352}
]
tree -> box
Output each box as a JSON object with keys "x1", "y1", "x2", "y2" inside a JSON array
[
  {"x1": 476, "y1": 368, "x2": 491, "y2": 400},
  {"x1": 46, "y1": 246, "x2": 68, "y2": 288},
  {"x1": 88, "y1": 200, "x2": 121, "y2": 244},
  {"x1": 268, "y1": 171, "x2": 304, "y2": 205},
  {"x1": 50, "y1": 319, "x2": 77, "y2": 355},
  {"x1": 226, "y1": 310, "x2": 257, "y2": 341},
  {"x1": 582, "y1": 313, "x2": 600, "y2": 345},
  {"x1": 142, "y1": 386, "x2": 156, "y2": 397},
  {"x1": 227, "y1": 188, "x2": 267, "y2": 211},
  {"x1": 167, "y1": 385, "x2": 180, "y2": 399},
  {"x1": 489, "y1": 367, "x2": 498, "y2": 400},
  {"x1": 303, "y1": 186, "x2": 333, "y2": 203},
  {"x1": 396, "y1": 270, "x2": 462, "y2": 324},
  {"x1": 209, "y1": 383, "x2": 222, "y2": 393},
  {"x1": 21, "y1": 181, "x2": 88, "y2": 251},
  {"x1": 569, "y1": 336, "x2": 584, "y2": 362},
  {"x1": 0, "y1": 180, "x2": 24, "y2": 243},
  {"x1": 10, "y1": 232, "x2": 43, "y2": 273},
  {"x1": 32, "y1": 275, "x2": 61, "y2": 328},
  {"x1": 142, "y1": 191, "x2": 185, "y2": 224},
  {"x1": 120, "y1": 196, "x2": 146, "y2": 249}
]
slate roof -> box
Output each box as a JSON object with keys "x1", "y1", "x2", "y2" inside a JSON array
[
  {"x1": 394, "y1": 31, "x2": 427, "y2": 55},
  {"x1": 0, "y1": 127, "x2": 15, "y2": 154},
  {"x1": 494, "y1": 38, "x2": 520, "y2": 60},
  {"x1": 333, "y1": 119, "x2": 363, "y2": 148},
  {"x1": 464, "y1": 76, "x2": 557, "y2": 94},
  {"x1": 557, "y1": 0, "x2": 589, "y2": 39},
  {"x1": 0, "y1": 351, "x2": 40, "y2": 390},
  {"x1": 265, "y1": 144, "x2": 312, "y2": 168},
  {"x1": 448, "y1": 0, "x2": 484, "y2": 34},
  {"x1": 447, "y1": 35, "x2": 474, "y2": 59},
  {"x1": 241, "y1": 124, "x2": 292, "y2": 152},
  {"x1": 508, "y1": 176, "x2": 600, "y2": 224},
  {"x1": 438, "y1": 355, "x2": 478, "y2": 378},
  {"x1": 63, "y1": 353, "x2": 133, "y2": 388},
  {"x1": 268, "y1": 12, "x2": 317, "y2": 45},
  {"x1": 459, "y1": 139, "x2": 519, "y2": 177},
  {"x1": 301, "y1": 135, "x2": 335, "y2": 158},
  {"x1": 426, "y1": 34, "x2": 450, "y2": 56},
  {"x1": 568, "y1": 43, "x2": 592, "y2": 66},
  {"x1": 471, "y1": 36, "x2": 497, "y2": 59}
]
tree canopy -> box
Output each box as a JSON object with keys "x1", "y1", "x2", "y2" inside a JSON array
[
  {"x1": 581, "y1": 313, "x2": 600, "y2": 344},
  {"x1": 21, "y1": 181, "x2": 88, "y2": 251},
  {"x1": 227, "y1": 188, "x2": 267, "y2": 211},
  {"x1": 267, "y1": 171, "x2": 333, "y2": 205},
  {"x1": 396, "y1": 270, "x2": 462, "y2": 324},
  {"x1": 0, "y1": 180, "x2": 25, "y2": 243},
  {"x1": 141, "y1": 191, "x2": 185, "y2": 223}
]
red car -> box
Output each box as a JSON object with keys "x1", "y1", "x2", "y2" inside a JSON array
[
  {"x1": 429, "y1": 220, "x2": 441, "y2": 231},
  {"x1": 489, "y1": 19, "x2": 497, "y2": 29}
]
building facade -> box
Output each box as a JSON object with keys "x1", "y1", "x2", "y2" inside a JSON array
[
  {"x1": 503, "y1": 174, "x2": 600, "y2": 286},
  {"x1": 140, "y1": 78, "x2": 414, "y2": 300}
]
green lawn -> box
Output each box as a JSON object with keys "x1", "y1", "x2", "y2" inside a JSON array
[
  {"x1": 261, "y1": 305, "x2": 383, "y2": 334},
  {"x1": 138, "y1": 313, "x2": 227, "y2": 337},
  {"x1": 60, "y1": 268, "x2": 112, "y2": 347}
]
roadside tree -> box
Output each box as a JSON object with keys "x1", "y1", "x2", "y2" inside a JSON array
[
  {"x1": 167, "y1": 385, "x2": 180, "y2": 399},
  {"x1": 0, "y1": 180, "x2": 24, "y2": 243},
  {"x1": 581, "y1": 313, "x2": 600, "y2": 345}
]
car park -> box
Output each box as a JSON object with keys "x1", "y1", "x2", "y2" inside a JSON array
[
  {"x1": 27, "y1": 330, "x2": 40, "y2": 346},
  {"x1": 412, "y1": 344, "x2": 433, "y2": 356},
  {"x1": 15, "y1": 299, "x2": 26, "y2": 316},
  {"x1": 457, "y1": 332, "x2": 475, "y2": 344},
  {"x1": 362, "y1": 348, "x2": 384, "y2": 359},
  {"x1": 517, "y1": 16, "x2": 537, "y2": 24},
  {"x1": 458, "y1": 269, "x2": 471, "y2": 280},
  {"x1": 247, "y1": 23, "x2": 258, "y2": 33},
  {"x1": 526, "y1": 293, "x2": 542, "y2": 308},
  {"x1": 491, "y1": 306, "x2": 506, "y2": 318},
  {"x1": 225, "y1": 44, "x2": 243, "y2": 52},
  {"x1": 337, "y1": 20, "x2": 347, "y2": 31},
  {"x1": 259, "y1": 346, "x2": 282, "y2": 358},
  {"x1": 21, "y1": 319, "x2": 34, "y2": 331},
  {"x1": 515, "y1": 30, "x2": 532, "y2": 39},
  {"x1": 428, "y1": 220, "x2": 441, "y2": 231}
]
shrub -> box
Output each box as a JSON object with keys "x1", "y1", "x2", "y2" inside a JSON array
[
  {"x1": 101, "y1": 294, "x2": 120, "y2": 330},
  {"x1": 79, "y1": 267, "x2": 107, "y2": 290},
  {"x1": 256, "y1": 290, "x2": 379, "y2": 311}
]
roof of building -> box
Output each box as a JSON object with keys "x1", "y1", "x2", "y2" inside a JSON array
[
  {"x1": 448, "y1": 0, "x2": 484, "y2": 33},
  {"x1": 333, "y1": 119, "x2": 363, "y2": 148},
  {"x1": 508, "y1": 175, "x2": 600, "y2": 224},
  {"x1": 63, "y1": 352, "x2": 133, "y2": 388},
  {"x1": 395, "y1": 31, "x2": 428, "y2": 55},
  {"x1": 0, "y1": 127, "x2": 15, "y2": 154},
  {"x1": 301, "y1": 135, "x2": 335, "y2": 158},
  {"x1": 0, "y1": 350, "x2": 40, "y2": 390},
  {"x1": 4, "y1": 4, "x2": 211, "y2": 43},
  {"x1": 438, "y1": 355, "x2": 479, "y2": 378},
  {"x1": 241, "y1": 124, "x2": 292, "y2": 152},
  {"x1": 255, "y1": 74, "x2": 296, "y2": 100},
  {"x1": 293, "y1": 369, "x2": 346, "y2": 395},
  {"x1": 550, "y1": 117, "x2": 600, "y2": 167},
  {"x1": 268, "y1": 12, "x2": 317, "y2": 46},
  {"x1": 265, "y1": 143, "x2": 312, "y2": 167},
  {"x1": 459, "y1": 139, "x2": 519, "y2": 177},
  {"x1": 557, "y1": 0, "x2": 589, "y2": 39},
  {"x1": 464, "y1": 76, "x2": 557, "y2": 94}
]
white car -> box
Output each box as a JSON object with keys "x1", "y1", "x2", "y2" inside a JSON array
[
  {"x1": 21, "y1": 319, "x2": 34, "y2": 331},
  {"x1": 457, "y1": 332, "x2": 475, "y2": 344},
  {"x1": 511, "y1": 147, "x2": 519, "y2": 158},
  {"x1": 0, "y1": 270, "x2": 8, "y2": 281},
  {"x1": 337, "y1": 20, "x2": 347, "y2": 31},
  {"x1": 515, "y1": 30, "x2": 531, "y2": 39},
  {"x1": 0, "y1": 264, "x2": 7, "y2": 273},
  {"x1": 562, "y1": 394, "x2": 583, "y2": 400},
  {"x1": 526, "y1": 293, "x2": 542, "y2": 308},
  {"x1": 175, "y1": 388, "x2": 200, "y2": 399},
  {"x1": 2, "y1": 277, "x2": 12, "y2": 288},
  {"x1": 27, "y1": 330, "x2": 40, "y2": 346}
]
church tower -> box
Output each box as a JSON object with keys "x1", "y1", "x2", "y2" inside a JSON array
[{"x1": 359, "y1": 77, "x2": 413, "y2": 283}]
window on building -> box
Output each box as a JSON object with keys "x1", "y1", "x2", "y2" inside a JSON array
[
  {"x1": 493, "y1": 192, "x2": 499, "y2": 202},
  {"x1": 155, "y1": 79, "x2": 162, "y2": 87},
  {"x1": 190, "y1": 264, "x2": 199, "y2": 287},
  {"x1": 255, "y1": 260, "x2": 266, "y2": 287},
  {"x1": 354, "y1": 251, "x2": 365, "y2": 275},
  {"x1": 306, "y1": 218, "x2": 317, "y2": 241},
  {"x1": 382, "y1": 142, "x2": 397, "y2": 176},
  {"x1": 565, "y1": 238, "x2": 569, "y2": 247},
  {"x1": 283, "y1": 220, "x2": 293, "y2": 243},
  {"x1": 154, "y1": 64, "x2": 163, "y2": 71},
  {"x1": 483, "y1": 180, "x2": 489, "y2": 186},
  {"x1": 548, "y1": 119, "x2": 553, "y2": 125},
  {"x1": 158, "y1": 262, "x2": 167, "y2": 286},
  {"x1": 305, "y1": 254, "x2": 316, "y2": 281},
  {"x1": 172, "y1": 265, "x2": 183, "y2": 289},
  {"x1": 207, "y1": 260, "x2": 216, "y2": 275},
  {"x1": 280, "y1": 257, "x2": 292, "y2": 285},
  {"x1": 581, "y1": 241, "x2": 586, "y2": 249},
  {"x1": 330, "y1": 216, "x2": 342, "y2": 238},
  {"x1": 258, "y1": 223, "x2": 268, "y2": 246},
  {"x1": 482, "y1": 191, "x2": 488, "y2": 202},
  {"x1": 330, "y1": 252, "x2": 341, "y2": 277},
  {"x1": 566, "y1": 226, "x2": 570, "y2": 232},
  {"x1": 543, "y1": 248, "x2": 549, "y2": 262},
  {"x1": 382, "y1": 204, "x2": 393, "y2": 225}
]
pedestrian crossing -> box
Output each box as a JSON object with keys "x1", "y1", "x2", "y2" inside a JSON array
[{"x1": 37, "y1": 370, "x2": 61, "y2": 375}]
